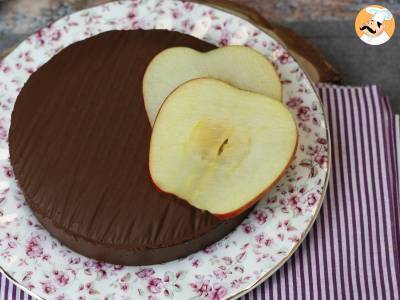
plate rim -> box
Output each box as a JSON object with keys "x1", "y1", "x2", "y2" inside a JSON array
[{"x1": 0, "y1": 1, "x2": 331, "y2": 299}]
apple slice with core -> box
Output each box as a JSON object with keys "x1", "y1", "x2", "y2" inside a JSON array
[
  {"x1": 149, "y1": 78, "x2": 297, "y2": 219},
  {"x1": 143, "y1": 46, "x2": 282, "y2": 126}
]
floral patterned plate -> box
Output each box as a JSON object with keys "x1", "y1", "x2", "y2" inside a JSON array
[{"x1": 0, "y1": 0, "x2": 330, "y2": 299}]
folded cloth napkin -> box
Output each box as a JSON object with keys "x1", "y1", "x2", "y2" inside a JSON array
[{"x1": 1, "y1": 84, "x2": 399, "y2": 300}]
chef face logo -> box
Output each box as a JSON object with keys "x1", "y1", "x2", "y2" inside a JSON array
[{"x1": 355, "y1": 5, "x2": 395, "y2": 45}]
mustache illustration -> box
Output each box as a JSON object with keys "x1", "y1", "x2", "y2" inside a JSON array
[{"x1": 360, "y1": 25, "x2": 376, "y2": 34}]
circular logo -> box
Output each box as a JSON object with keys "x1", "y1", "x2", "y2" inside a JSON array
[{"x1": 355, "y1": 5, "x2": 395, "y2": 45}]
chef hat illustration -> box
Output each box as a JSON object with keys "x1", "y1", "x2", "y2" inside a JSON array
[{"x1": 366, "y1": 7, "x2": 393, "y2": 24}]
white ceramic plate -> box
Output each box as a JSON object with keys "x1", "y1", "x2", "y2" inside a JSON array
[{"x1": 0, "y1": 0, "x2": 329, "y2": 299}]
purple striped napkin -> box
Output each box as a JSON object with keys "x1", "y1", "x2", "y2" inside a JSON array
[
  {"x1": 1, "y1": 84, "x2": 399, "y2": 300},
  {"x1": 242, "y1": 84, "x2": 400, "y2": 300}
]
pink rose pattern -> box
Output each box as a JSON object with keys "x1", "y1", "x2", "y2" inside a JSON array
[
  {"x1": 25, "y1": 235, "x2": 44, "y2": 258},
  {"x1": 0, "y1": 0, "x2": 328, "y2": 299},
  {"x1": 190, "y1": 277, "x2": 228, "y2": 300},
  {"x1": 134, "y1": 269, "x2": 187, "y2": 298}
]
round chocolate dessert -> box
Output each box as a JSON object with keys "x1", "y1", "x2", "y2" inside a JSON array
[{"x1": 9, "y1": 30, "x2": 249, "y2": 265}]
